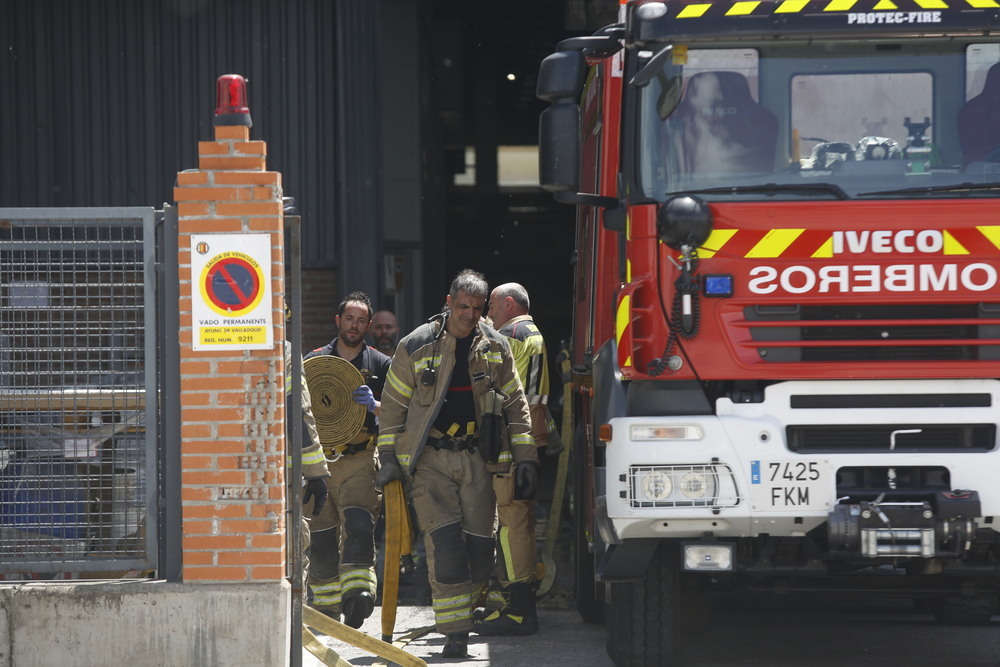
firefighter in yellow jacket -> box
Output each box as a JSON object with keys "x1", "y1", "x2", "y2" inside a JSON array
[
  {"x1": 285, "y1": 343, "x2": 332, "y2": 503},
  {"x1": 376, "y1": 269, "x2": 538, "y2": 659},
  {"x1": 476, "y1": 282, "x2": 557, "y2": 635},
  {"x1": 283, "y1": 318, "x2": 330, "y2": 581}
]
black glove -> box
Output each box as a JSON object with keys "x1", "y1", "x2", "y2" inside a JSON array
[
  {"x1": 514, "y1": 460, "x2": 539, "y2": 500},
  {"x1": 303, "y1": 477, "x2": 329, "y2": 516},
  {"x1": 375, "y1": 450, "x2": 405, "y2": 490}
]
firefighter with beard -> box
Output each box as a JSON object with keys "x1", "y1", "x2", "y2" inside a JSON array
[
  {"x1": 370, "y1": 309, "x2": 400, "y2": 356},
  {"x1": 375, "y1": 269, "x2": 538, "y2": 659},
  {"x1": 304, "y1": 291, "x2": 391, "y2": 628}
]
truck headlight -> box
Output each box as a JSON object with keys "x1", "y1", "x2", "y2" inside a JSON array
[
  {"x1": 679, "y1": 471, "x2": 711, "y2": 499},
  {"x1": 627, "y1": 464, "x2": 738, "y2": 508},
  {"x1": 640, "y1": 471, "x2": 673, "y2": 501}
]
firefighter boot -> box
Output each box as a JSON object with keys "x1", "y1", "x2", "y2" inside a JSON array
[
  {"x1": 472, "y1": 582, "x2": 538, "y2": 636},
  {"x1": 472, "y1": 586, "x2": 509, "y2": 621},
  {"x1": 441, "y1": 631, "x2": 470, "y2": 659},
  {"x1": 342, "y1": 590, "x2": 375, "y2": 629}
]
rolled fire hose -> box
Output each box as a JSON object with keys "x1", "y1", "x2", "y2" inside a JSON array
[
  {"x1": 381, "y1": 478, "x2": 414, "y2": 643},
  {"x1": 303, "y1": 355, "x2": 367, "y2": 449},
  {"x1": 302, "y1": 605, "x2": 427, "y2": 667}
]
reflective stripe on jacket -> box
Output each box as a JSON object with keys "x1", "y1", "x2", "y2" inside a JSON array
[
  {"x1": 377, "y1": 316, "x2": 537, "y2": 475},
  {"x1": 498, "y1": 314, "x2": 554, "y2": 447},
  {"x1": 284, "y1": 341, "x2": 329, "y2": 480}
]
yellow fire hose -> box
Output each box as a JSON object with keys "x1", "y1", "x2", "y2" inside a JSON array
[
  {"x1": 301, "y1": 480, "x2": 425, "y2": 667},
  {"x1": 302, "y1": 605, "x2": 427, "y2": 667},
  {"x1": 301, "y1": 623, "x2": 354, "y2": 667},
  {"x1": 538, "y1": 348, "x2": 575, "y2": 596},
  {"x1": 371, "y1": 624, "x2": 436, "y2": 667},
  {"x1": 381, "y1": 479, "x2": 414, "y2": 643}
]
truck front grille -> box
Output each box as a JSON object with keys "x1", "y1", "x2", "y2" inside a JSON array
[
  {"x1": 735, "y1": 303, "x2": 1000, "y2": 363},
  {"x1": 787, "y1": 424, "x2": 995, "y2": 453}
]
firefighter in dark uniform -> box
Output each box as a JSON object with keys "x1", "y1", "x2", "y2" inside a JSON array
[{"x1": 303, "y1": 290, "x2": 391, "y2": 629}]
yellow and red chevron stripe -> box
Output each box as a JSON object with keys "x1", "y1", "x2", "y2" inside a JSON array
[
  {"x1": 671, "y1": 0, "x2": 996, "y2": 19},
  {"x1": 697, "y1": 225, "x2": 1000, "y2": 259}
]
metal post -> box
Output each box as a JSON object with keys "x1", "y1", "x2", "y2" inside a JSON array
[
  {"x1": 160, "y1": 205, "x2": 183, "y2": 582},
  {"x1": 287, "y1": 216, "x2": 304, "y2": 666}
]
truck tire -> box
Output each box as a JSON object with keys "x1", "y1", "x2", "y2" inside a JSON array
[
  {"x1": 930, "y1": 595, "x2": 998, "y2": 625},
  {"x1": 605, "y1": 543, "x2": 681, "y2": 666},
  {"x1": 571, "y1": 424, "x2": 604, "y2": 624}
]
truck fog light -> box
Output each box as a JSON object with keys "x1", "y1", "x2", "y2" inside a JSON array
[
  {"x1": 679, "y1": 471, "x2": 712, "y2": 499},
  {"x1": 640, "y1": 471, "x2": 673, "y2": 500},
  {"x1": 683, "y1": 543, "x2": 733, "y2": 571}
]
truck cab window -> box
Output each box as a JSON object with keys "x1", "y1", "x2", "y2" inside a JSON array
[
  {"x1": 793, "y1": 71, "x2": 932, "y2": 170},
  {"x1": 636, "y1": 42, "x2": 1000, "y2": 202}
]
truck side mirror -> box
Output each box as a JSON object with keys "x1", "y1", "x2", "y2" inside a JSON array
[
  {"x1": 539, "y1": 104, "x2": 581, "y2": 193},
  {"x1": 537, "y1": 50, "x2": 586, "y2": 103},
  {"x1": 537, "y1": 50, "x2": 586, "y2": 194}
]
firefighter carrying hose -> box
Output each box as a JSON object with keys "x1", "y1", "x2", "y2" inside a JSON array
[{"x1": 303, "y1": 291, "x2": 391, "y2": 629}]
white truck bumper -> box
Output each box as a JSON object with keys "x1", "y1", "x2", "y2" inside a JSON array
[{"x1": 601, "y1": 378, "x2": 1000, "y2": 544}]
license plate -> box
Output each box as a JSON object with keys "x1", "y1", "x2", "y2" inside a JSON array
[{"x1": 749, "y1": 460, "x2": 830, "y2": 511}]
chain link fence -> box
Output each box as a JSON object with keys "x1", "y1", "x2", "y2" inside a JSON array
[{"x1": 0, "y1": 208, "x2": 158, "y2": 578}]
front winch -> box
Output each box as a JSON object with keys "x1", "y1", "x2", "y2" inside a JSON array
[{"x1": 827, "y1": 490, "x2": 980, "y2": 558}]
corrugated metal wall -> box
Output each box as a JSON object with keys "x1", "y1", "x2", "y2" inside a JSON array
[{"x1": 0, "y1": 0, "x2": 379, "y2": 269}]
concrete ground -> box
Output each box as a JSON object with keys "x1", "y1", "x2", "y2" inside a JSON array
[
  {"x1": 301, "y1": 445, "x2": 594, "y2": 666},
  {"x1": 302, "y1": 604, "x2": 611, "y2": 667}
]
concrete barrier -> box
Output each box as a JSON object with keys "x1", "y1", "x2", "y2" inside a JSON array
[{"x1": 0, "y1": 579, "x2": 290, "y2": 666}]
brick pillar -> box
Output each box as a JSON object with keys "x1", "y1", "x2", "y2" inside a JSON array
[{"x1": 173, "y1": 122, "x2": 286, "y2": 583}]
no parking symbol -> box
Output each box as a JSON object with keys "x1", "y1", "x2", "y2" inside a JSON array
[
  {"x1": 202, "y1": 253, "x2": 263, "y2": 317},
  {"x1": 191, "y1": 234, "x2": 273, "y2": 351}
]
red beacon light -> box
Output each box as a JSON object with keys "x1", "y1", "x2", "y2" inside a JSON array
[{"x1": 214, "y1": 74, "x2": 252, "y2": 127}]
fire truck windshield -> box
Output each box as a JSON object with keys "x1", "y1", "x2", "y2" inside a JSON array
[{"x1": 634, "y1": 40, "x2": 1000, "y2": 202}]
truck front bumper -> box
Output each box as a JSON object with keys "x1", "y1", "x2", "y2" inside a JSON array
[{"x1": 599, "y1": 379, "x2": 1000, "y2": 548}]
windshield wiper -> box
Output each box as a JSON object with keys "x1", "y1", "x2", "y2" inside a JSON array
[
  {"x1": 679, "y1": 182, "x2": 849, "y2": 200},
  {"x1": 858, "y1": 182, "x2": 1000, "y2": 197}
]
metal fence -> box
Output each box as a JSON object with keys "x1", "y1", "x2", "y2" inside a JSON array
[{"x1": 0, "y1": 208, "x2": 158, "y2": 577}]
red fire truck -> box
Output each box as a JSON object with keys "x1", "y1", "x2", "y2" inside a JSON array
[{"x1": 538, "y1": 0, "x2": 1000, "y2": 663}]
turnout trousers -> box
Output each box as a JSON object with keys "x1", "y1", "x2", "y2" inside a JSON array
[
  {"x1": 494, "y1": 489, "x2": 537, "y2": 585},
  {"x1": 409, "y1": 446, "x2": 496, "y2": 635},
  {"x1": 304, "y1": 446, "x2": 380, "y2": 613}
]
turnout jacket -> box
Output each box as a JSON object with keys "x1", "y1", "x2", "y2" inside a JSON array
[
  {"x1": 378, "y1": 315, "x2": 537, "y2": 475},
  {"x1": 497, "y1": 314, "x2": 553, "y2": 447},
  {"x1": 283, "y1": 341, "x2": 329, "y2": 480}
]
